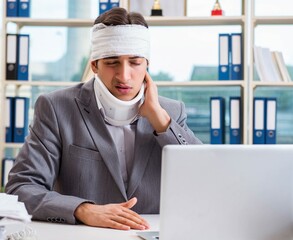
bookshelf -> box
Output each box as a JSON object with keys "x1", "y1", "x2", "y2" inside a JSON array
[
  {"x1": 8, "y1": 0, "x2": 292, "y2": 184},
  {"x1": 248, "y1": 0, "x2": 293, "y2": 144}
]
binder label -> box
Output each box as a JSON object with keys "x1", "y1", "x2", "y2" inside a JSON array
[
  {"x1": 230, "y1": 99, "x2": 240, "y2": 129},
  {"x1": 211, "y1": 100, "x2": 220, "y2": 129},
  {"x1": 5, "y1": 99, "x2": 11, "y2": 128},
  {"x1": 7, "y1": 35, "x2": 17, "y2": 64},
  {"x1": 19, "y1": 36, "x2": 29, "y2": 65},
  {"x1": 15, "y1": 99, "x2": 25, "y2": 128},
  {"x1": 254, "y1": 100, "x2": 264, "y2": 130},
  {"x1": 266, "y1": 100, "x2": 276, "y2": 130}
]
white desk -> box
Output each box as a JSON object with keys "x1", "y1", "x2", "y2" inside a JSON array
[{"x1": 28, "y1": 214, "x2": 159, "y2": 240}]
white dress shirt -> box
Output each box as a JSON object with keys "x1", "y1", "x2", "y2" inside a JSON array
[{"x1": 94, "y1": 83, "x2": 137, "y2": 189}]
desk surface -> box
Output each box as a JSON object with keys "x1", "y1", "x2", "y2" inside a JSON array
[{"x1": 28, "y1": 214, "x2": 159, "y2": 240}]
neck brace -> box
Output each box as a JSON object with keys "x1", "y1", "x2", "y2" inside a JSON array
[{"x1": 94, "y1": 75, "x2": 144, "y2": 126}]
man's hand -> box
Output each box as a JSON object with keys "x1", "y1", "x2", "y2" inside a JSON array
[
  {"x1": 139, "y1": 72, "x2": 171, "y2": 133},
  {"x1": 74, "y1": 197, "x2": 150, "y2": 230}
]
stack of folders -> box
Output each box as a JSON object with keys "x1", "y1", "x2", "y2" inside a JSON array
[
  {"x1": 253, "y1": 97, "x2": 277, "y2": 144},
  {"x1": 6, "y1": 0, "x2": 30, "y2": 17},
  {"x1": 0, "y1": 193, "x2": 36, "y2": 240},
  {"x1": 99, "y1": 0, "x2": 120, "y2": 14},
  {"x1": 6, "y1": 34, "x2": 30, "y2": 81},
  {"x1": 1, "y1": 158, "x2": 15, "y2": 190},
  {"x1": 254, "y1": 46, "x2": 292, "y2": 82},
  {"x1": 5, "y1": 97, "x2": 29, "y2": 143},
  {"x1": 218, "y1": 33, "x2": 243, "y2": 80},
  {"x1": 210, "y1": 96, "x2": 242, "y2": 144}
]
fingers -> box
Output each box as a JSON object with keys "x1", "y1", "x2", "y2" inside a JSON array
[
  {"x1": 118, "y1": 198, "x2": 150, "y2": 230},
  {"x1": 119, "y1": 197, "x2": 137, "y2": 208},
  {"x1": 74, "y1": 199, "x2": 150, "y2": 231},
  {"x1": 144, "y1": 71, "x2": 151, "y2": 82},
  {"x1": 142, "y1": 72, "x2": 158, "y2": 102},
  {"x1": 144, "y1": 72, "x2": 156, "y2": 90},
  {"x1": 107, "y1": 212, "x2": 149, "y2": 230}
]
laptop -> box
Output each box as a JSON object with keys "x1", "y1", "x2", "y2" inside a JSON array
[{"x1": 137, "y1": 144, "x2": 293, "y2": 240}]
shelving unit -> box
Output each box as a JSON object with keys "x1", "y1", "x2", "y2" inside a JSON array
[
  {"x1": 4, "y1": 16, "x2": 245, "y2": 27},
  {"x1": 7, "y1": 0, "x2": 289, "y2": 184},
  {"x1": 247, "y1": 1, "x2": 293, "y2": 144}
]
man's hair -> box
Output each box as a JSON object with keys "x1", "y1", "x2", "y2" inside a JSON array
[{"x1": 94, "y1": 7, "x2": 148, "y2": 28}]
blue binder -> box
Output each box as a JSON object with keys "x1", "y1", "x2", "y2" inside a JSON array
[
  {"x1": 210, "y1": 97, "x2": 225, "y2": 144},
  {"x1": 5, "y1": 97, "x2": 15, "y2": 143},
  {"x1": 110, "y1": 0, "x2": 119, "y2": 8},
  {"x1": 17, "y1": 0, "x2": 30, "y2": 17},
  {"x1": 6, "y1": 0, "x2": 18, "y2": 17},
  {"x1": 229, "y1": 96, "x2": 242, "y2": 144},
  {"x1": 13, "y1": 97, "x2": 29, "y2": 143},
  {"x1": 230, "y1": 33, "x2": 243, "y2": 80},
  {"x1": 1, "y1": 158, "x2": 15, "y2": 188},
  {"x1": 253, "y1": 97, "x2": 266, "y2": 144},
  {"x1": 17, "y1": 34, "x2": 30, "y2": 80},
  {"x1": 265, "y1": 98, "x2": 277, "y2": 144},
  {"x1": 218, "y1": 33, "x2": 230, "y2": 80},
  {"x1": 99, "y1": 0, "x2": 119, "y2": 15}
]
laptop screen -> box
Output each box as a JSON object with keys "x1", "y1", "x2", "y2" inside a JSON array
[{"x1": 157, "y1": 145, "x2": 293, "y2": 240}]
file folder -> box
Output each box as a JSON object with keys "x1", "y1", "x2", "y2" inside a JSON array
[
  {"x1": 6, "y1": 0, "x2": 18, "y2": 17},
  {"x1": 5, "y1": 97, "x2": 15, "y2": 143},
  {"x1": 6, "y1": 34, "x2": 18, "y2": 80},
  {"x1": 17, "y1": 34, "x2": 30, "y2": 81},
  {"x1": 99, "y1": 0, "x2": 119, "y2": 15},
  {"x1": 13, "y1": 97, "x2": 29, "y2": 143},
  {"x1": 265, "y1": 98, "x2": 277, "y2": 144},
  {"x1": 253, "y1": 97, "x2": 266, "y2": 144},
  {"x1": 229, "y1": 97, "x2": 242, "y2": 144},
  {"x1": 210, "y1": 97, "x2": 225, "y2": 144},
  {"x1": 99, "y1": 0, "x2": 108, "y2": 14},
  {"x1": 1, "y1": 158, "x2": 15, "y2": 188},
  {"x1": 17, "y1": 0, "x2": 30, "y2": 17},
  {"x1": 218, "y1": 33, "x2": 230, "y2": 80},
  {"x1": 230, "y1": 33, "x2": 243, "y2": 80}
]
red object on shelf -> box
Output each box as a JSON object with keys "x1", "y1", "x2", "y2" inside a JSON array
[
  {"x1": 211, "y1": 9, "x2": 223, "y2": 16},
  {"x1": 211, "y1": 0, "x2": 224, "y2": 16}
]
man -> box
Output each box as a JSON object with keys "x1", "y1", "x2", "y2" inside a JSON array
[{"x1": 5, "y1": 7, "x2": 202, "y2": 230}]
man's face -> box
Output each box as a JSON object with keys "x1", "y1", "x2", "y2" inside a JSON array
[{"x1": 92, "y1": 55, "x2": 148, "y2": 101}]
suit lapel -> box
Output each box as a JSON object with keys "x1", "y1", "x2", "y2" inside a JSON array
[
  {"x1": 127, "y1": 117, "x2": 156, "y2": 198},
  {"x1": 75, "y1": 79, "x2": 127, "y2": 200}
]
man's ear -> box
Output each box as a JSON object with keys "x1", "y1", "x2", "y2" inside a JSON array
[{"x1": 91, "y1": 61, "x2": 98, "y2": 73}]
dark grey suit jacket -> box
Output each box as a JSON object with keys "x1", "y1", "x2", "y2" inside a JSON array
[{"x1": 5, "y1": 79, "x2": 202, "y2": 224}]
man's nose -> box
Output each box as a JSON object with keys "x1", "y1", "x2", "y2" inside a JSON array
[{"x1": 116, "y1": 63, "x2": 131, "y2": 82}]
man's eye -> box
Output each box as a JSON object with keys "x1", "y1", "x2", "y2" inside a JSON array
[
  {"x1": 131, "y1": 61, "x2": 141, "y2": 65},
  {"x1": 105, "y1": 61, "x2": 118, "y2": 65}
]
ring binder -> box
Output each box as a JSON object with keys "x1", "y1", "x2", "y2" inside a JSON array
[
  {"x1": 6, "y1": 0, "x2": 18, "y2": 17},
  {"x1": 229, "y1": 96, "x2": 242, "y2": 144},
  {"x1": 210, "y1": 97, "x2": 225, "y2": 144},
  {"x1": 218, "y1": 34, "x2": 230, "y2": 80},
  {"x1": 265, "y1": 98, "x2": 277, "y2": 144},
  {"x1": 253, "y1": 97, "x2": 266, "y2": 144}
]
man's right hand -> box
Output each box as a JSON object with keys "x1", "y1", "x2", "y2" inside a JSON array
[{"x1": 74, "y1": 197, "x2": 150, "y2": 230}]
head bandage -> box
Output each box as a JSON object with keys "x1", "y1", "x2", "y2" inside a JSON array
[{"x1": 91, "y1": 23, "x2": 150, "y2": 61}]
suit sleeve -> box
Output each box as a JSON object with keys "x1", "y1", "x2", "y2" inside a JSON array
[
  {"x1": 154, "y1": 100, "x2": 202, "y2": 146},
  {"x1": 5, "y1": 94, "x2": 91, "y2": 224}
]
